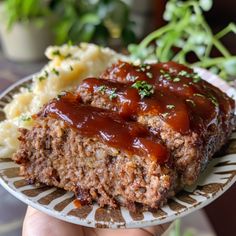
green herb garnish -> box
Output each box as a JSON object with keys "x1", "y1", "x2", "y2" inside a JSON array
[
  {"x1": 146, "y1": 72, "x2": 153, "y2": 79},
  {"x1": 131, "y1": 81, "x2": 154, "y2": 99},
  {"x1": 173, "y1": 77, "x2": 181, "y2": 82},
  {"x1": 193, "y1": 93, "x2": 205, "y2": 98},
  {"x1": 97, "y1": 85, "x2": 107, "y2": 94},
  {"x1": 52, "y1": 50, "x2": 61, "y2": 56},
  {"x1": 56, "y1": 92, "x2": 67, "y2": 100},
  {"x1": 20, "y1": 115, "x2": 31, "y2": 122},
  {"x1": 128, "y1": 75, "x2": 139, "y2": 82},
  {"x1": 128, "y1": 0, "x2": 236, "y2": 81},
  {"x1": 186, "y1": 99, "x2": 196, "y2": 107},
  {"x1": 52, "y1": 68, "x2": 59, "y2": 76},
  {"x1": 44, "y1": 70, "x2": 49, "y2": 77},
  {"x1": 109, "y1": 88, "x2": 118, "y2": 100},
  {"x1": 166, "y1": 104, "x2": 175, "y2": 109},
  {"x1": 162, "y1": 112, "x2": 169, "y2": 118},
  {"x1": 208, "y1": 95, "x2": 218, "y2": 106},
  {"x1": 38, "y1": 76, "x2": 46, "y2": 82}
]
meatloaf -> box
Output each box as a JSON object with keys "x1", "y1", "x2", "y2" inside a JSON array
[
  {"x1": 13, "y1": 61, "x2": 235, "y2": 210},
  {"x1": 77, "y1": 61, "x2": 235, "y2": 185},
  {"x1": 13, "y1": 93, "x2": 177, "y2": 210}
]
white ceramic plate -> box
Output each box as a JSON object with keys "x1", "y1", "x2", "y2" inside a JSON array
[{"x1": 0, "y1": 69, "x2": 236, "y2": 228}]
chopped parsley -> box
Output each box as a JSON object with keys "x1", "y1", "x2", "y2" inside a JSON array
[
  {"x1": 193, "y1": 93, "x2": 205, "y2": 98},
  {"x1": 178, "y1": 70, "x2": 188, "y2": 77},
  {"x1": 192, "y1": 73, "x2": 201, "y2": 83},
  {"x1": 109, "y1": 88, "x2": 118, "y2": 100},
  {"x1": 20, "y1": 115, "x2": 31, "y2": 122},
  {"x1": 56, "y1": 91, "x2": 67, "y2": 100},
  {"x1": 173, "y1": 77, "x2": 180, "y2": 82},
  {"x1": 38, "y1": 76, "x2": 46, "y2": 82},
  {"x1": 65, "y1": 53, "x2": 72, "y2": 59},
  {"x1": 178, "y1": 70, "x2": 201, "y2": 82},
  {"x1": 160, "y1": 70, "x2": 172, "y2": 80},
  {"x1": 186, "y1": 99, "x2": 196, "y2": 107},
  {"x1": 70, "y1": 65, "x2": 74, "y2": 71},
  {"x1": 166, "y1": 104, "x2": 175, "y2": 109},
  {"x1": 131, "y1": 81, "x2": 154, "y2": 99},
  {"x1": 146, "y1": 72, "x2": 153, "y2": 79},
  {"x1": 208, "y1": 95, "x2": 218, "y2": 106},
  {"x1": 44, "y1": 70, "x2": 49, "y2": 77},
  {"x1": 23, "y1": 84, "x2": 32, "y2": 92},
  {"x1": 128, "y1": 75, "x2": 138, "y2": 82},
  {"x1": 97, "y1": 85, "x2": 107, "y2": 94},
  {"x1": 52, "y1": 68, "x2": 59, "y2": 76},
  {"x1": 162, "y1": 112, "x2": 169, "y2": 118},
  {"x1": 52, "y1": 50, "x2": 61, "y2": 56}
]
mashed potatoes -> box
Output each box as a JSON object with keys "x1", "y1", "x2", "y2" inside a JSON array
[{"x1": 0, "y1": 43, "x2": 121, "y2": 158}]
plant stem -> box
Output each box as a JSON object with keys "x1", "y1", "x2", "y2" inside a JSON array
[
  {"x1": 212, "y1": 38, "x2": 231, "y2": 58},
  {"x1": 138, "y1": 23, "x2": 175, "y2": 50},
  {"x1": 194, "y1": 56, "x2": 236, "y2": 67},
  {"x1": 215, "y1": 23, "x2": 236, "y2": 39}
]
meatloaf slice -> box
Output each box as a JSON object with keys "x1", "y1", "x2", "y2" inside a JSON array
[
  {"x1": 77, "y1": 61, "x2": 235, "y2": 185},
  {"x1": 13, "y1": 94, "x2": 177, "y2": 210}
]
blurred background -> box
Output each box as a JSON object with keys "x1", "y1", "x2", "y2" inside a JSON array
[{"x1": 0, "y1": 0, "x2": 235, "y2": 235}]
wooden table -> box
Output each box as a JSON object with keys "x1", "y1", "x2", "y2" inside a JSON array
[{"x1": 0, "y1": 54, "x2": 235, "y2": 236}]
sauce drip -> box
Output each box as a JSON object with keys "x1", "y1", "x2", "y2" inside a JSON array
[{"x1": 42, "y1": 93, "x2": 169, "y2": 163}]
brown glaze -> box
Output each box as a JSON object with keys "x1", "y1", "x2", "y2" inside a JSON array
[
  {"x1": 99, "y1": 61, "x2": 235, "y2": 134},
  {"x1": 42, "y1": 93, "x2": 169, "y2": 163}
]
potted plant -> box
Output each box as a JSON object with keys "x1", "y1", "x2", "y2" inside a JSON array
[
  {"x1": 50, "y1": 0, "x2": 136, "y2": 47},
  {"x1": 0, "y1": 0, "x2": 54, "y2": 61}
]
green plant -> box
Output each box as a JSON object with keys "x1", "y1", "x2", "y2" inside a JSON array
[
  {"x1": 169, "y1": 219, "x2": 194, "y2": 236},
  {"x1": 50, "y1": 0, "x2": 135, "y2": 46},
  {"x1": 128, "y1": 0, "x2": 236, "y2": 81},
  {"x1": 5, "y1": 0, "x2": 51, "y2": 29}
]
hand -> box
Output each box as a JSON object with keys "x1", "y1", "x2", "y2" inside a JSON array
[{"x1": 23, "y1": 206, "x2": 171, "y2": 236}]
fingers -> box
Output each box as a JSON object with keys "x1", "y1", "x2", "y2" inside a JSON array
[
  {"x1": 85, "y1": 222, "x2": 172, "y2": 236},
  {"x1": 23, "y1": 206, "x2": 172, "y2": 236},
  {"x1": 144, "y1": 223, "x2": 172, "y2": 236},
  {"x1": 23, "y1": 206, "x2": 83, "y2": 236}
]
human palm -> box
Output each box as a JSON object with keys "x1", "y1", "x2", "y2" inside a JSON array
[{"x1": 23, "y1": 207, "x2": 170, "y2": 236}]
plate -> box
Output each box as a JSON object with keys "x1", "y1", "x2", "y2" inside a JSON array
[{"x1": 0, "y1": 69, "x2": 236, "y2": 228}]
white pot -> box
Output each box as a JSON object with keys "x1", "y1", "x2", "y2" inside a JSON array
[{"x1": 0, "y1": 20, "x2": 54, "y2": 62}]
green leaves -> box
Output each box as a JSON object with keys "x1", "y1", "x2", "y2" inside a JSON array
[
  {"x1": 5, "y1": 0, "x2": 50, "y2": 29},
  {"x1": 53, "y1": 0, "x2": 135, "y2": 45},
  {"x1": 199, "y1": 0, "x2": 213, "y2": 11},
  {"x1": 128, "y1": 0, "x2": 236, "y2": 81},
  {"x1": 131, "y1": 81, "x2": 154, "y2": 99}
]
